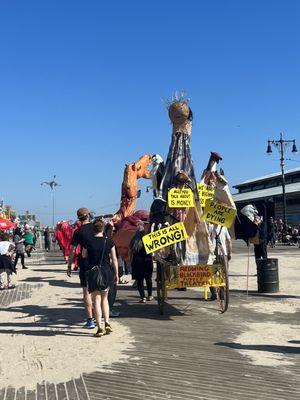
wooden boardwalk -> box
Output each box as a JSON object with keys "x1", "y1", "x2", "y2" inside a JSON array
[{"x1": 0, "y1": 252, "x2": 299, "y2": 400}]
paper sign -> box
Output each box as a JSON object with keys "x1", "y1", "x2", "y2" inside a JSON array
[
  {"x1": 202, "y1": 200, "x2": 237, "y2": 228},
  {"x1": 197, "y1": 183, "x2": 215, "y2": 207},
  {"x1": 142, "y1": 222, "x2": 189, "y2": 254},
  {"x1": 168, "y1": 188, "x2": 195, "y2": 208},
  {"x1": 178, "y1": 265, "x2": 214, "y2": 287}
]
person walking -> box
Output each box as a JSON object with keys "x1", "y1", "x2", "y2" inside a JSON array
[
  {"x1": 13, "y1": 227, "x2": 27, "y2": 269},
  {"x1": 44, "y1": 227, "x2": 51, "y2": 252},
  {"x1": 254, "y1": 215, "x2": 268, "y2": 265},
  {"x1": 208, "y1": 224, "x2": 232, "y2": 300},
  {"x1": 129, "y1": 226, "x2": 153, "y2": 303},
  {"x1": 23, "y1": 227, "x2": 35, "y2": 257},
  {"x1": 0, "y1": 232, "x2": 16, "y2": 290},
  {"x1": 67, "y1": 208, "x2": 96, "y2": 329},
  {"x1": 267, "y1": 217, "x2": 276, "y2": 248},
  {"x1": 82, "y1": 219, "x2": 119, "y2": 337}
]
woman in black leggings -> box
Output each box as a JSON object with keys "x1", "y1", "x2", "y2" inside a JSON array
[
  {"x1": 13, "y1": 227, "x2": 27, "y2": 269},
  {"x1": 130, "y1": 226, "x2": 153, "y2": 303}
]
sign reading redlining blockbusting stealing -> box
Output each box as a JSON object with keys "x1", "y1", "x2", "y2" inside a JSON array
[
  {"x1": 168, "y1": 188, "x2": 195, "y2": 208},
  {"x1": 202, "y1": 200, "x2": 237, "y2": 228},
  {"x1": 178, "y1": 265, "x2": 214, "y2": 287},
  {"x1": 142, "y1": 222, "x2": 189, "y2": 254}
]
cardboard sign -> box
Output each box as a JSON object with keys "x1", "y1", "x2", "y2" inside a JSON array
[
  {"x1": 197, "y1": 183, "x2": 215, "y2": 207},
  {"x1": 202, "y1": 200, "x2": 237, "y2": 228},
  {"x1": 178, "y1": 265, "x2": 214, "y2": 287},
  {"x1": 168, "y1": 188, "x2": 195, "y2": 208},
  {"x1": 142, "y1": 222, "x2": 189, "y2": 254}
]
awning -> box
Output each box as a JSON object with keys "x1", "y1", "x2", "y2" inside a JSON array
[
  {"x1": 232, "y1": 182, "x2": 300, "y2": 203},
  {"x1": 0, "y1": 217, "x2": 16, "y2": 231}
]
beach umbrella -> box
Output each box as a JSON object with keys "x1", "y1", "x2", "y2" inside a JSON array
[{"x1": 0, "y1": 217, "x2": 16, "y2": 231}]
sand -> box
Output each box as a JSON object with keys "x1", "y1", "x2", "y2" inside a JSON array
[
  {"x1": 0, "y1": 264, "x2": 134, "y2": 390},
  {"x1": 234, "y1": 322, "x2": 299, "y2": 367},
  {"x1": 228, "y1": 246, "x2": 300, "y2": 367}
]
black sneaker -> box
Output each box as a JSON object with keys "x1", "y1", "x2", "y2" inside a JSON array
[
  {"x1": 94, "y1": 328, "x2": 105, "y2": 337},
  {"x1": 105, "y1": 322, "x2": 113, "y2": 334}
]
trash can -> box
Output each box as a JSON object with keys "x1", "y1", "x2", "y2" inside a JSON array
[{"x1": 256, "y1": 258, "x2": 279, "y2": 293}]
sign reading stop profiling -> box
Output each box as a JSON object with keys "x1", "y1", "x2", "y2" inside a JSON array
[
  {"x1": 202, "y1": 200, "x2": 237, "y2": 228},
  {"x1": 168, "y1": 188, "x2": 195, "y2": 208},
  {"x1": 142, "y1": 222, "x2": 189, "y2": 254}
]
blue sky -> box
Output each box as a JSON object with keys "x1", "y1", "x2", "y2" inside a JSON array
[{"x1": 1, "y1": 0, "x2": 299, "y2": 225}]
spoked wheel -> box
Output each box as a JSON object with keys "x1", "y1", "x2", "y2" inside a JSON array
[
  {"x1": 156, "y1": 261, "x2": 166, "y2": 315},
  {"x1": 216, "y1": 248, "x2": 229, "y2": 313}
]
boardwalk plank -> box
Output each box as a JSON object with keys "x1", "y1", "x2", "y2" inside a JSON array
[
  {"x1": 74, "y1": 376, "x2": 89, "y2": 400},
  {"x1": 46, "y1": 383, "x2": 57, "y2": 400},
  {"x1": 4, "y1": 387, "x2": 15, "y2": 400},
  {"x1": 36, "y1": 383, "x2": 46, "y2": 400},
  {"x1": 26, "y1": 390, "x2": 36, "y2": 400},
  {"x1": 15, "y1": 387, "x2": 25, "y2": 400},
  {"x1": 65, "y1": 380, "x2": 78, "y2": 400},
  {"x1": 56, "y1": 383, "x2": 68, "y2": 400}
]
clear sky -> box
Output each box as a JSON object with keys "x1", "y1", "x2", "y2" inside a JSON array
[{"x1": 1, "y1": 0, "x2": 299, "y2": 225}]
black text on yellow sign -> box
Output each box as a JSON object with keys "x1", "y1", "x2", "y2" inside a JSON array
[
  {"x1": 202, "y1": 200, "x2": 237, "y2": 228},
  {"x1": 197, "y1": 183, "x2": 215, "y2": 207},
  {"x1": 142, "y1": 222, "x2": 189, "y2": 254},
  {"x1": 168, "y1": 188, "x2": 195, "y2": 208}
]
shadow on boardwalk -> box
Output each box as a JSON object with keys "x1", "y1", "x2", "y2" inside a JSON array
[{"x1": 215, "y1": 341, "x2": 300, "y2": 354}]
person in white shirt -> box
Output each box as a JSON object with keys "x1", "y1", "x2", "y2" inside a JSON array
[
  {"x1": 208, "y1": 224, "x2": 232, "y2": 300},
  {"x1": 0, "y1": 232, "x2": 16, "y2": 290}
]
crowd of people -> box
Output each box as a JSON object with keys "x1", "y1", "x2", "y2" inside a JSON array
[
  {"x1": 2, "y1": 206, "x2": 299, "y2": 337},
  {"x1": 267, "y1": 217, "x2": 300, "y2": 247},
  {"x1": 0, "y1": 225, "x2": 38, "y2": 289}
]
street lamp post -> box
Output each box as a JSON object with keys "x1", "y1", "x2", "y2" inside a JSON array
[
  {"x1": 41, "y1": 175, "x2": 61, "y2": 227},
  {"x1": 266, "y1": 133, "x2": 297, "y2": 231}
]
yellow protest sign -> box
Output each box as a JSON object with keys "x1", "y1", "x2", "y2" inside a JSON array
[
  {"x1": 202, "y1": 200, "x2": 237, "y2": 228},
  {"x1": 168, "y1": 188, "x2": 195, "y2": 208},
  {"x1": 197, "y1": 183, "x2": 215, "y2": 207},
  {"x1": 142, "y1": 222, "x2": 189, "y2": 254},
  {"x1": 177, "y1": 265, "x2": 214, "y2": 287}
]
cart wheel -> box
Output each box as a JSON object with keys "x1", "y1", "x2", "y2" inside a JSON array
[
  {"x1": 156, "y1": 262, "x2": 165, "y2": 315},
  {"x1": 216, "y1": 249, "x2": 229, "y2": 313}
]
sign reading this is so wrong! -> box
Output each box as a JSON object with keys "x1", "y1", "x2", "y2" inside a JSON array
[{"x1": 142, "y1": 222, "x2": 189, "y2": 254}]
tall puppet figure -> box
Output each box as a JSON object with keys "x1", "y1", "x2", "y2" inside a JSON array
[
  {"x1": 152, "y1": 93, "x2": 211, "y2": 265},
  {"x1": 161, "y1": 95, "x2": 198, "y2": 200}
]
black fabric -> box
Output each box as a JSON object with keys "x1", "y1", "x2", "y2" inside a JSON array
[
  {"x1": 161, "y1": 132, "x2": 198, "y2": 201},
  {"x1": 14, "y1": 253, "x2": 25, "y2": 268},
  {"x1": 137, "y1": 276, "x2": 152, "y2": 299},
  {"x1": 255, "y1": 222, "x2": 268, "y2": 260},
  {"x1": 45, "y1": 239, "x2": 51, "y2": 251},
  {"x1": 87, "y1": 265, "x2": 112, "y2": 293},
  {"x1": 85, "y1": 236, "x2": 115, "y2": 271},
  {"x1": 0, "y1": 255, "x2": 15, "y2": 273},
  {"x1": 79, "y1": 267, "x2": 88, "y2": 287},
  {"x1": 71, "y1": 223, "x2": 94, "y2": 248},
  {"x1": 234, "y1": 211, "x2": 258, "y2": 243},
  {"x1": 131, "y1": 246, "x2": 153, "y2": 280},
  {"x1": 108, "y1": 275, "x2": 117, "y2": 308},
  {"x1": 254, "y1": 243, "x2": 268, "y2": 260}
]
